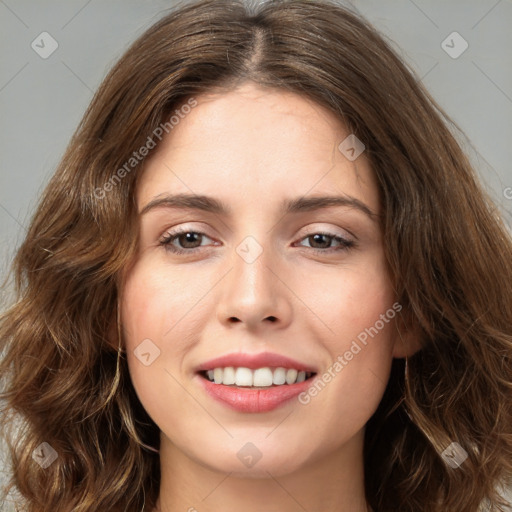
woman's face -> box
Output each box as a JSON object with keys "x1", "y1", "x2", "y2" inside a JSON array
[{"x1": 121, "y1": 82, "x2": 407, "y2": 477}]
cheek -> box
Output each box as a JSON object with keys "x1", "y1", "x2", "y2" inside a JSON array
[
  {"x1": 299, "y1": 320, "x2": 395, "y2": 449},
  {"x1": 298, "y1": 258, "x2": 397, "y2": 423},
  {"x1": 309, "y1": 253, "x2": 395, "y2": 344},
  {"x1": 120, "y1": 255, "x2": 223, "y2": 421},
  {"x1": 120, "y1": 259, "x2": 190, "y2": 414},
  {"x1": 121, "y1": 256, "x2": 203, "y2": 348}
]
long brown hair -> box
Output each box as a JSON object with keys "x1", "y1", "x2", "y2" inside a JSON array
[{"x1": 1, "y1": 0, "x2": 511, "y2": 510}]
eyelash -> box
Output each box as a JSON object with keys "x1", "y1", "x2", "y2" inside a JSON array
[{"x1": 159, "y1": 228, "x2": 356, "y2": 255}]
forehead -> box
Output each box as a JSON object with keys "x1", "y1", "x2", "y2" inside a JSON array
[{"x1": 137, "y1": 83, "x2": 380, "y2": 215}]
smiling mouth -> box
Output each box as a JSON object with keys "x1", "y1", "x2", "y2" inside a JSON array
[{"x1": 198, "y1": 367, "x2": 317, "y2": 389}]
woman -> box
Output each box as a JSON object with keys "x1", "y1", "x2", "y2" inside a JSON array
[{"x1": 1, "y1": 0, "x2": 511, "y2": 510}]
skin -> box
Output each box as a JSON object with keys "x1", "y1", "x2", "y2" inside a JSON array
[{"x1": 120, "y1": 82, "x2": 418, "y2": 512}]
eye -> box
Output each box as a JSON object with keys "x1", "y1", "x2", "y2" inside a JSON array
[
  {"x1": 159, "y1": 229, "x2": 215, "y2": 255},
  {"x1": 159, "y1": 228, "x2": 355, "y2": 255},
  {"x1": 295, "y1": 232, "x2": 355, "y2": 254}
]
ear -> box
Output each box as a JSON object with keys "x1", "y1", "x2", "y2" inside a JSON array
[{"x1": 391, "y1": 309, "x2": 423, "y2": 359}]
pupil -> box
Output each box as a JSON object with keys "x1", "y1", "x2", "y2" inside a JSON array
[
  {"x1": 181, "y1": 232, "x2": 200, "y2": 248},
  {"x1": 312, "y1": 234, "x2": 330, "y2": 248}
]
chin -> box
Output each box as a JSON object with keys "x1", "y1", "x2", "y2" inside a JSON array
[{"x1": 193, "y1": 442, "x2": 310, "y2": 478}]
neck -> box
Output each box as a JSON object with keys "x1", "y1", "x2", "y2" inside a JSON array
[{"x1": 154, "y1": 430, "x2": 369, "y2": 512}]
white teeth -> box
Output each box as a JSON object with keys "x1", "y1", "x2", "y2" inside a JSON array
[
  {"x1": 253, "y1": 368, "x2": 273, "y2": 387},
  {"x1": 285, "y1": 368, "x2": 298, "y2": 384},
  {"x1": 204, "y1": 366, "x2": 314, "y2": 386},
  {"x1": 235, "y1": 367, "x2": 253, "y2": 386},
  {"x1": 223, "y1": 366, "x2": 236, "y2": 385},
  {"x1": 213, "y1": 367, "x2": 223, "y2": 384},
  {"x1": 273, "y1": 367, "x2": 286, "y2": 385}
]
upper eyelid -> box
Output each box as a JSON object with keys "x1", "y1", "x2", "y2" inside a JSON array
[
  {"x1": 156, "y1": 209, "x2": 364, "y2": 241},
  {"x1": 161, "y1": 222, "x2": 352, "y2": 234}
]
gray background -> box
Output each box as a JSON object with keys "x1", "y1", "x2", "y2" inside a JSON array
[{"x1": 1, "y1": 0, "x2": 511, "y2": 509}]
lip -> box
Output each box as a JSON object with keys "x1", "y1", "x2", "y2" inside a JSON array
[
  {"x1": 195, "y1": 351, "x2": 318, "y2": 413},
  {"x1": 196, "y1": 372, "x2": 317, "y2": 413},
  {"x1": 196, "y1": 351, "x2": 317, "y2": 373}
]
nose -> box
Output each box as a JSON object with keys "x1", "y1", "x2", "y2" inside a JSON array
[{"x1": 215, "y1": 238, "x2": 293, "y2": 332}]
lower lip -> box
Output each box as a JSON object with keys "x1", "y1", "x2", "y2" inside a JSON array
[{"x1": 197, "y1": 373, "x2": 316, "y2": 413}]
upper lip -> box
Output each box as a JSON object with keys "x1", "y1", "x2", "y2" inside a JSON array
[{"x1": 196, "y1": 351, "x2": 318, "y2": 373}]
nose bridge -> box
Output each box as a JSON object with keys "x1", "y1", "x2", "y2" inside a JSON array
[
  {"x1": 231, "y1": 233, "x2": 277, "y2": 308},
  {"x1": 216, "y1": 232, "x2": 292, "y2": 329}
]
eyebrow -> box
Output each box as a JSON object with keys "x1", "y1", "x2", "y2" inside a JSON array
[{"x1": 140, "y1": 193, "x2": 379, "y2": 222}]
